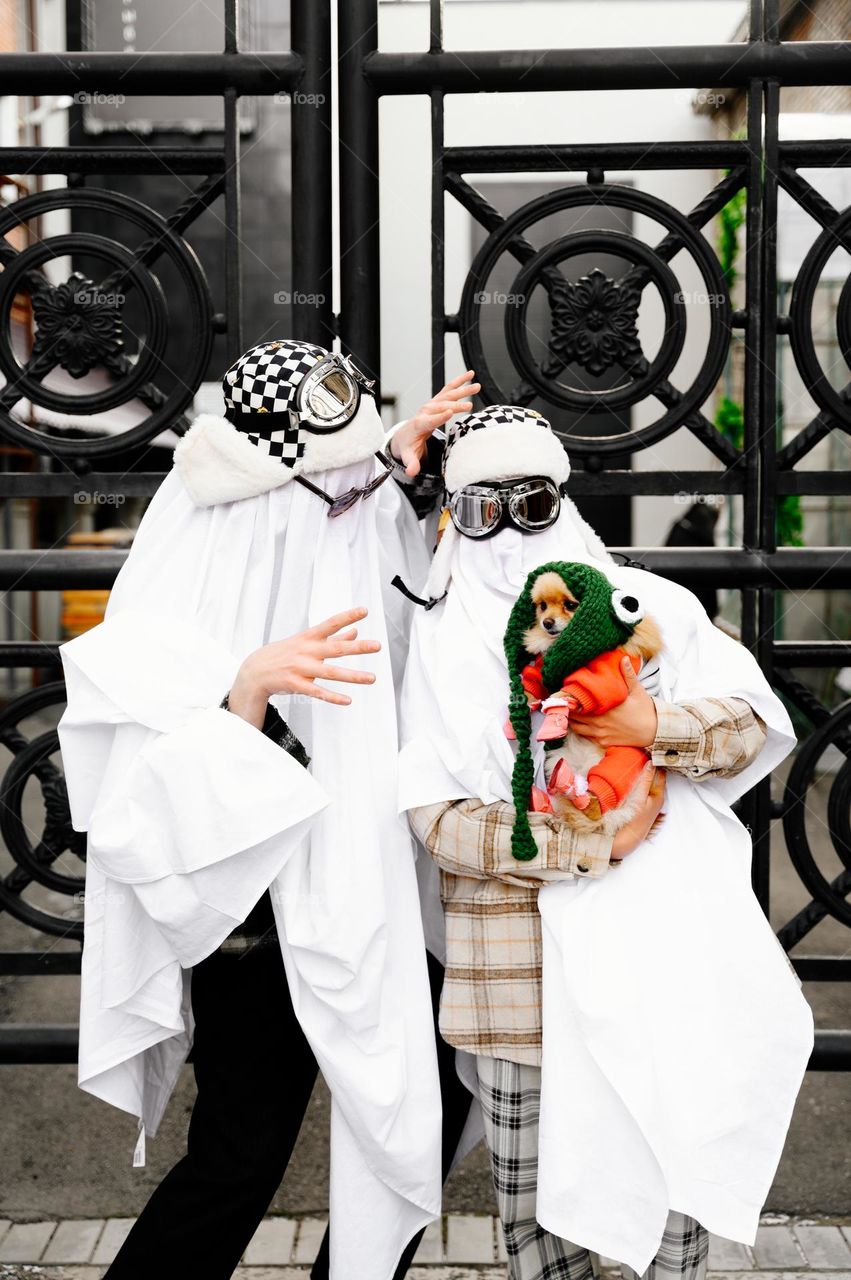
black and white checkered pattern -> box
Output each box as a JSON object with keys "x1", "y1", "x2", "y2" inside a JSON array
[
  {"x1": 443, "y1": 405, "x2": 550, "y2": 477},
  {"x1": 222, "y1": 339, "x2": 326, "y2": 467},
  {"x1": 476, "y1": 1056, "x2": 709, "y2": 1280}
]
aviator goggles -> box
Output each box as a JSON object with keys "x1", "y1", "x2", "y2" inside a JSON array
[
  {"x1": 448, "y1": 475, "x2": 568, "y2": 539},
  {"x1": 296, "y1": 352, "x2": 376, "y2": 433}
]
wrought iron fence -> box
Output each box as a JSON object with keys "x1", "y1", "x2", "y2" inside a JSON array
[{"x1": 0, "y1": 0, "x2": 850, "y2": 1068}]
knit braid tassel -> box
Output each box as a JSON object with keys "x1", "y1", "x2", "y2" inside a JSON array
[{"x1": 504, "y1": 582, "x2": 542, "y2": 861}]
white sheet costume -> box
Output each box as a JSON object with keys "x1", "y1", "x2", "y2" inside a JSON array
[
  {"x1": 399, "y1": 457, "x2": 813, "y2": 1274},
  {"x1": 58, "y1": 343, "x2": 441, "y2": 1280}
]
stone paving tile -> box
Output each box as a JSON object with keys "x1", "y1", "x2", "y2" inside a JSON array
[
  {"x1": 413, "y1": 1220, "x2": 444, "y2": 1262},
  {"x1": 43, "y1": 1220, "x2": 105, "y2": 1265},
  {"x1": 0, "y1": 1227, "x2": 9, "y2": 1248},
  {"x1": 793, "y1": 1227, "x2": 851, "y2": 1269},
  {"x1": 0, "y1": 1220, "x2": 56, "y2": 1262},
  {"x1": 708, "y1": 1237, "x2": 756, "y2": 1269},
  {"x1": 90, "y1": 1218, "x2": 135, "y2": 1265},
  {"x1": 706, "y1": 1274, "x2": 851, "y2": 1280},
  {"x1": 446, "y1": 1213, "x2": 497, "y2": 1263},
  {"x1": 292, "y1": 1218, "x2": 327, "y2": 1265},
  {"x1": 753, "y1": 1226, "x2": 807, "y2": 1269},
  {"x1": 244, "y1": 1218, "x2": 297, "y2": 1266}
]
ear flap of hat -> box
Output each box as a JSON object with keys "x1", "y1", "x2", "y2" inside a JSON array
[
  {"x1": 173, "y1": 413, "x2": 297, "y2": 507},
  {"x1": 423, "y1": 519, "x2": 458, "y2": 603}
]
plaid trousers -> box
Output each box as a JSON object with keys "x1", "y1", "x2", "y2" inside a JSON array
[{"x1": 476, "y1": 1056, "x2": 709, "y2": 1280}]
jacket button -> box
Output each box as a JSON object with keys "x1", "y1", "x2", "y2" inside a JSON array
[
  {"x1": 577, "y1": 862, "x2": 590, "y2": 874},
  {"x1": 665, "y1": 748, "x2": 678, "y2": 758}
]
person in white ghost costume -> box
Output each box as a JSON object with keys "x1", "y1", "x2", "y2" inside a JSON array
[
  {"x1": 56, "y1": 339, "x2": 479, "y2": 1280},
  {"x1": 396, "y1": 406, "x2": 814, "y2": 1280}
]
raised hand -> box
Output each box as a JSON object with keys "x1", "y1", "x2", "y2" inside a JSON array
[
  {"x1": 389, "y1": 370, "x2": 481, "y2": 477},
  {"x1": 227, "y1": 607, "x2": 381, "y2": 728}
]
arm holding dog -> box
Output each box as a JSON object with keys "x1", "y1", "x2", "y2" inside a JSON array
[
  {"x1": 570, "y1": 654, "x2": 767, "y2": 776},
  {"x1": 410, "y1": 764, "x2": 665, "y2": 888}
]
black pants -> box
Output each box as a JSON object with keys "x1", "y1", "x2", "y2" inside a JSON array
[{"x1": 106, "y1": 906, "x2": 472, "y2": 1280}]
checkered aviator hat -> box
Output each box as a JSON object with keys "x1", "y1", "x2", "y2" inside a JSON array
[
  {"x1": 442, "y1": 404, "x2": 571, "y2": 493},
  {"x1": 223, "y1": 339, "x2": 327, "y2": 468},
  {"x1": 213, "y1": 338, "x2": 385, "y2": 482}
]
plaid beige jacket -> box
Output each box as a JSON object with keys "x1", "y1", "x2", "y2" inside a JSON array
[{"x1": 408, "y1": 696, "x2": 768, "y2": 1067}]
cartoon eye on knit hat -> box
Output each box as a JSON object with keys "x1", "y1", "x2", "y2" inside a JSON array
[
  {"x1": 173, "y1": 338, "x2": 387, "y2": 507},
  {"x1": 611, "y1": 589, "x2": 645, "y2": 627},
  {"x1": 503, "y1": 561, "x2": 664, "y2": 860}
]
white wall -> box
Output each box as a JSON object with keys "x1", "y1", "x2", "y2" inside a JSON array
[{"x1": 377, "y1": 0, "x2": 747, "y2": 546}]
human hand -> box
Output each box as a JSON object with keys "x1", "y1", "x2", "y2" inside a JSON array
[
  {"x1": 227, "y1": 607, "x2": 381, "y2": 728},
  {"x1": 610, "y1": 764, "x2": 666, "y2": 860},
  {"x1": 569, "y1": 657, "x2": 658, "y2": 749},
  {"x1": 389, "y1": 370, "x2": 480, "y2": 477}
]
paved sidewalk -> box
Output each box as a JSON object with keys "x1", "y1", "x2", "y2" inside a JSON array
[{"x1": 0, "y1": 1214, "x2": 849, "y2": 1277}]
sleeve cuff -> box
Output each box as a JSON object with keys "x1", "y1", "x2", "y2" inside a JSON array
[
  {"x1": 546, "y1": 822, "x2": 613, "y2": 878},
  {"x1": 650, "y1": 698, "x2": 704, "y2": 769}
]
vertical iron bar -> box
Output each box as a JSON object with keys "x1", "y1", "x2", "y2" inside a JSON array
[
  {"x1": 338, "y1": 0, "x2": 381, "y2": 385},
  {"x1": 431, "y1": 81, "x2": 446, "y2": 392},
  {"x1": 740, "y1": 1, "x2": 764, "y2": 901},
  {"x1": 223, "y1": 0, "x2": 243, "y2": 362},
  {"x1": 291, "y1": 0, "x2": 334, "y2": 347},
  {"x1": 430, "y1": 1, "x2": 445, "y2": 391}
]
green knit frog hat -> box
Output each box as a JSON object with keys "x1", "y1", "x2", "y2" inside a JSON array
[{"x1": 503, "y1": 560, "x2": 645, "y2": 860}]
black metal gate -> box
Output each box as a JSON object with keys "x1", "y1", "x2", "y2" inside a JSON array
[{"x1": 0, "y1": 0, "x2": 850, "y2": 1066}]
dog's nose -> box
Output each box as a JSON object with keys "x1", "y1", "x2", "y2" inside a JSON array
[{"x1": 543, "y1": 617, "x2": 556, "y2": 632}]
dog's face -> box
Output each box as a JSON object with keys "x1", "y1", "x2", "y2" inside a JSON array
[{"x1": 523, "y1": 571, "x2": 579, "y2": 654}]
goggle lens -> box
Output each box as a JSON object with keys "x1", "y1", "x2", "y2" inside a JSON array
[
  {"x1": 305, "y1": 368, "x2": 357, "y2": 423},
  {"x1": 452, "y1": 490, "x2": 503, "y2": 535},
  {"x1": 509, "y1": 483, "x2": 560, "y2": 528}
]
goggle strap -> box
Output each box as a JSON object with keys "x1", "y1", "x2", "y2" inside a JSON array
[{"x1": 391, "y1": 574, "x2": 447, "y2": 611}]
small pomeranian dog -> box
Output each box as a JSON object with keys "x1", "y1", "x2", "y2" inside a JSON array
[{"x1": 523, "y1": 569, "x2": 664, "y2": 837}]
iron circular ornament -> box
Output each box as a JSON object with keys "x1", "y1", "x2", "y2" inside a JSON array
[
  {"x1": 789, "y1": 206, "x2": 851, "y2": 433},
  {"x1": 459, "y1": 184, "x2": 732, "y2": 455},
  {"x1": 0, "y1": 682, "x2": 86, "y2": 940},
  {"x1": 0, "y1": 234, "x2": 168, "y2": 414},
  {"x1": 782, "y1": 697, "x2": 851, "y2": 930},
  {"x1": 504, "y1": 230, "x2": 686, "y2": 414},
  {"x1": 0, "y1": 186, "x2": 214, "y2": 458}
]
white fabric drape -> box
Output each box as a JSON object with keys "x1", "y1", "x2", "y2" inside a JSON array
[
  {"x1": 398, "y1": 504, "x2": 813, "y2": 1274},
  {"x1": 59, "y1": 457, "x2": 441, "y2": 1280}
]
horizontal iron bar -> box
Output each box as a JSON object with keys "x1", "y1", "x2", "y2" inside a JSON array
[
  {"x1": 2, "y1": 471, "x2": 848, "y2": 499},
  {"x1": 610, "y1": 547, "x2": 851, "y2": 589},
  {"x1": 780, "y1": 140, "x2": 851, "y2": 165},
  {"x1": 365, "y1": 42, "x2": 851, "y2": 94},
  {"x1": 0, "y1": 148, "x2": 225, "y2": 175},
  {"x1": 774, "y1": 642, "x2": 851, "y2": 666},
  {"x1": 776, "y1": 473, "x2": 851, "y2": 496},
  {"x1": 0, "y1": 951, "x2": 80, "y2": 975},
  {"x1": 0, "y1": 52, "x2": 302, "y2": 94},
  {"x1": 1, "y1": 1024, "x2": 843, "y2": 1068},
  {"x1": 808, "y1": 1031, "x2": 851, "y2": 1072},
  {"x1": 0, "y1": 642, "x2": 61, "y2": 667},
  {"x1": 792, "y1": 957, "x2": 851, "y2": 981},
  {"x1": 2, "y1": 547, "x2": 851, "y2": 591},
  {"x1": 444, "y1": 142, "x2": 750, "y2": 172},
  {"x1": 0, "y1": 550, "x2": 127, "y2": 589},
  {"x1": 567, "y1": 471, "x2": 743, "y2": 497},
  {"x1": 0, "y1": 1024, "x2": 78, "y2": 1064},
  {"x1": 0, "y1": 473, "x2": 166, "y2": 498}
]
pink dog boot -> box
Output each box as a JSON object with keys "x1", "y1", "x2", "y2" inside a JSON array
[
  {"x1": 530, "y1": 786, "x2": 553, "y2": 813},
  {"x1": 504, "y1": 717, "x2": 516, "y2": 740},
  {"x1": 536, "y1": 706, "x2": 570, "y2": 742},
  {"x1": 548, "y1": 757, "x2": 576, "y2": 795}
]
